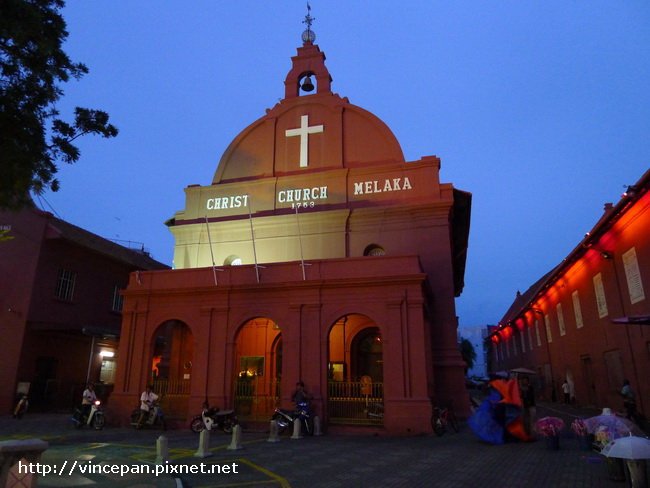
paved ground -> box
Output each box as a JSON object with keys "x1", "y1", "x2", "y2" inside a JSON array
[{"x1": 0, "y1": 402, "x2": 647, "y2": 487}]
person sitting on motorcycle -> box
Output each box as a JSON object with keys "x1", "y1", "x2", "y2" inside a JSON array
[
  {"x1": 291, "y1": 381, "x2": 312, "y2": 405},
  {"x1": 81, "y1": 383, "x2": 97, "y2": 419},
  {"x1": 137, "y1": 385, "x2": 159, "y2": 428}
]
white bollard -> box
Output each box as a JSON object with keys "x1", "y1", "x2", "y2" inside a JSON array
[
  {"x1": 313, "y1": 416, "x2": 323, "y2": 436},
  {"x1": 267, "y1": 419, "x2": 281, "y2": 443},
  {"x1": 227, "y1": 424, "x2": 243, "y2": 450},
  {"x1": 155, "y1": 435, "x2": 169, "y2": 464},
  {"x1": 194, "y1": 429, "x2": 213, "y2": 458},
  {"x1": 291, "y1": 418, "x2": 303, "y2": 439}
]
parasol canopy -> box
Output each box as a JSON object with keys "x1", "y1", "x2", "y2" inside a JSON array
[
  {"x1": 510, "y1": 367, "x2": 536, "y2": 375},
  {"x1": 601, "y1": 435, "x2": 650, "y2": 460},
  {"x1": 584, "y1": 413, "x2": 643, "y2": 438}
]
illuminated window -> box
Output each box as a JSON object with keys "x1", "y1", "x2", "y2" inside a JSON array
[
  {"x1": 364, "y1": 244, "x2": 385, "y2": 256},
  {"x1": 557, "y1": 303, "x2": 566, "y2": 336},
  {"x1": 100, "y1": 357, "x2": 116, "y2": 384},
  {"x1": 55, "y1": 269, "x2": 76, "y2": 301},
  {"x1": 224, "y1": 255, "x2": 242, "y2": 266},
  {"x1": 239, "y1": 356, "x2": 264, "y2": 377}
]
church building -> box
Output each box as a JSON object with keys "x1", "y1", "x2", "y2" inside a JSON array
[{"x1": 111, "y1": 15, "x2": 472, "y2": 434}]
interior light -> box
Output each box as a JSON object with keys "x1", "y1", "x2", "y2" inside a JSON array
[{"x1": 100, "y1": 350, "x2": 115, "y2": 358}]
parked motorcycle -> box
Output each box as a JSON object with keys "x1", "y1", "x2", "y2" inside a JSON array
[
  {"x1": 71, "y1": 400, "x2": 105, "y2": 430},
  {"x1": 13, "y1": 394, "x2": 29, "y2": 419},
  {"x1": 190, "y1": 403, "x2": 237, "y2": 434},
  {"x1": 272, "y1": 401, "x2": 313, "y2": 435},
  {"x1": 130, "y1": 402, "x2": 166, "y2": 430}
]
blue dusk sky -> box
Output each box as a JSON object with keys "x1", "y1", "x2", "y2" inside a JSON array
[{"x1": 41, "y1": 1, "x2": 650, "y2": 328}]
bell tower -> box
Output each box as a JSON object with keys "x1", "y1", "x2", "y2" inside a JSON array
[{"x1": 283, "y1": 5, "x2": 332, "y2": 98}]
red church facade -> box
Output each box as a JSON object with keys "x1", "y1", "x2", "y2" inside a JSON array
[
  {"x1": 111, "y1": 33, "x2": 472, "y2": 435},
  {"x1": 488, "y1": 170, "x2": 650, "y2": 416}
]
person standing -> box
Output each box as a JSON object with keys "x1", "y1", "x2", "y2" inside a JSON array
[
  {"x1": 561, "y1": 380, "x2": 570, "y2": 404},
  {"x1": 620, "y1": 379, "x2": 637, "y2": 421},
  {"x1": 519, "y1": 376, "x2": 536, "y2": 436}
]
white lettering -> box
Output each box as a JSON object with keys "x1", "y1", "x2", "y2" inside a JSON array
[
  {"x1": 205, "y1": 194, "x2": 249, "y2": 211},
  {"x1": 277, "y1": 186, "x2": 329, "y2": 205},
  {"x1": 352, "y1": 178, "x2": 413, "y2": 195}
]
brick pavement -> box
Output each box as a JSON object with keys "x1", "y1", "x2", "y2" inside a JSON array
[{"x1": 0, "y1": 404, "x2": 646, "y2": 487}]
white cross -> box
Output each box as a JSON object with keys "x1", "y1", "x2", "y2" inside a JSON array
[{"x1": 285, "y1": 115, "x2": 324, "y2": 168}]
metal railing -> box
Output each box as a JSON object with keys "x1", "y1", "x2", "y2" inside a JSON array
[
  {"x1": 152, "y1": 378, "x2": 190, "y2": 396},
  {"x1": 151, "y1": 379, "x2": 190, "y2": 419},
  {"x1": 233, "y1": 378, "x2": 280, "y2": 420},
  {"x1": 328, "y1": 381, "x2": 383, "y2": 425}
]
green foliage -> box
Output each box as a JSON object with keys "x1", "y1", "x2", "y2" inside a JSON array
[
  {"x1": 459, "y1": 337, "x2": 477, "y2": 371},
  {"x1": 0, "y1": 0, "x2": 118, "y2": 209}
]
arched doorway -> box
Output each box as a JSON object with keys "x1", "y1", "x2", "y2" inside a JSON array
[
  {"x1": 233, "y1": 317, "x2": 281, "y2": 420},
  {"x1": 327, "y1": 314, "x2": 383, "y2": 424},
  {"x1": 150, "y1": 320, "x2": 193, "y2": 419}
]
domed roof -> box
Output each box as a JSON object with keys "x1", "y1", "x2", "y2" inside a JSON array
[{"x1": 213, "y1": 43, "x2": 404, "y2": 184}]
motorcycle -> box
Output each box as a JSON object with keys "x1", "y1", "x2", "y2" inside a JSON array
[
  {"x1": 190, "y1": 403, "x2": 237, "y2": 434},
  {"x1": 130, "y1": 401, "x2": 166, "y2": 430},
  {"x1": 71, "y1": 400, "x2": 105, "y2": 430},
  {"x1": 272, "y1": 401, "x2": 313, "y2": 435},
  {"x1": 13, "y1": 394, "x2": 29, "y2": 419}
]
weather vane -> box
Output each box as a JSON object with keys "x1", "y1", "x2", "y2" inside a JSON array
[{"x1": 302, "y1": 2, "x2": 316, "y2": 44}]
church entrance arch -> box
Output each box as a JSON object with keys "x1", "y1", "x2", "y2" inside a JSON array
[
  {"x1": 150, "y1": 320, "x2": 193, "y2": 419},
  {"x1": 327, "y1": 314, "x2": 383, "y2": 425},
  {"x1": 233, "y1": 317, "x2": 281, "y2": 420}
]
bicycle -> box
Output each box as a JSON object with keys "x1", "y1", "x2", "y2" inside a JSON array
[{"x1": 431, "y1": 403, "x2": 459, "y2": 436}]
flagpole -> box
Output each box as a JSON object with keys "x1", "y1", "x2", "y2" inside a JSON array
[
  {"x1": 204, "y1": 215, "x2": 218, "y2": 286},
  {"x1": 295, "y1": 206, "x2": 306, "y2": 281},
  {"x1": 247, "y1": 198, "x2": 260, "y2": 283}
]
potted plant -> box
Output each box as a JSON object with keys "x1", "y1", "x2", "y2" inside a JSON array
[
  {"x1": 571, "y1": 418, "x2": 593, "y2": 451},
  {"x1": 535, "y1": 416, "x2": 565, "y2": 450}
]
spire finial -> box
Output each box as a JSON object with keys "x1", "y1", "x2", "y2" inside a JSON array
[{"x1": 301, "y1": 2, "x2": 316, "y2": 44}]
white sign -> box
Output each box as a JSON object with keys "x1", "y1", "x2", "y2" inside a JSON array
[
  {"x1": 623, "y1": 247, "x2": 645, "y2": 304},
  {"x1": 206, "y1": 194, "x2": 249, "y2": 210},
  {"x1": 593, "y1": 272, "x2": 608, "y2": 318},
  {"x1": 353, "y1": 177, "x2": 412, "y2": 195}
]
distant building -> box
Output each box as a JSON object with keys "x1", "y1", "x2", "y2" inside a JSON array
[
  {"x1": 0, "y1": 204, "x2": 168, "y2": 413},
  {"x1": 110, "y1": 22, "x2": 472, "y2": 434},
  {"x1": 488, "y1": 169, "x2": 649, "y2": 412}
]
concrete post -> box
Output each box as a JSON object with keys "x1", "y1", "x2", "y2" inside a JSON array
[
  {"x1": 194, "y1": 429, "x2": 213, "y2": 458},
  {"x1": 227, "y1": 424, "x2": 243, "y2": 450},
  {"x1": 155, "y1": 435, "x2": 168, "y2": 464},
  {"x1": 313, "y1": 415, "x2": 323, "y2": 436},
  {"x1": 0, "y1": 439, "x2": 49, "y2": 488},
  {"x1": 267, "y1": 420, "x2": 280, "y2": 443},
  {"x1": 291, "y1": 418, "x2": 303, "y2": 439}
]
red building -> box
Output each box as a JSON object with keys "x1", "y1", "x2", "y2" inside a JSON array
[
  {"x1": 488, "y1": 169, "x2": 650, "y2": 415},
  {"x1": 110, "y1": 26, "x2": 472, "y2": 435},
  {"x1": 0, "y1": 205, "x2": 167, "y2": 413}
]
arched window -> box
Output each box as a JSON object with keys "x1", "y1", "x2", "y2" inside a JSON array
[
  {"x1": 224, "y1": 255, "x2": 242, "y2": 266},
  {"x1": 363, "y1": 244, "x2": 385, "y2": 257}
]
